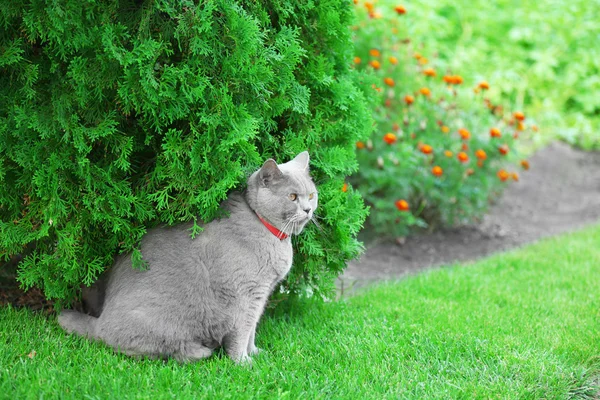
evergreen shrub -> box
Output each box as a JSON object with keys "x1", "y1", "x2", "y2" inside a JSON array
[{"x1": 0, "y1": 0, "x2": 373, "y2": 303}]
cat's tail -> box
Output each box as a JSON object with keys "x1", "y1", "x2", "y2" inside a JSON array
[{"x1": 58, "y1": 310, "x2": 98, "y2": 338}]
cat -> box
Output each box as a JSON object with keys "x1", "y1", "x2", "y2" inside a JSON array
[{"x1": 58, "y1": 151, "x2": 318, "y2": 364}]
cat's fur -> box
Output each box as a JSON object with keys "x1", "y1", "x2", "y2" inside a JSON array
[{"x1": 58, "y1": 152, "x2": 317, "y2": 363}]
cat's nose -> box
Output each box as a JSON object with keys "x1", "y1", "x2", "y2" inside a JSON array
[{"x1": 303, "y1": 207, "x2": 312, "y2": 215}]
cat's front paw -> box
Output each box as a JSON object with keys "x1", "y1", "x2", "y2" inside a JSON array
[
  {"x1": 248, "y1": 345, "x2": 262, "y2": 356},
  {"x1": 235, "y1": 354, "x2": 253, "y2": 366}
]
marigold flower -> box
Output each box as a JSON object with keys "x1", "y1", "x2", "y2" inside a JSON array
[
  {"x1": 498, "y1": 144, "x2": 509, "y2": 155},
  {"x1": 521, "y1": 160, "x2": 530, "y2": 170},
  {"x1": 497, "y1": 169, "x2": 509, "y2": 181},
  {"x1": 353, "y1": 56, "x2": 361, "y2": 64},
  {"x1": 478, "y1": 81, "x2": 490, "y2": 90},
  {"x1": 395, "y1": 5, "x2": 407, "y2": 14},
  {"x1": 423, "y1": 67, "x2": 436, "y2": 77},
  {"x1": 452, "y1": 75, "x2": 463, "y2": 84},
  {"x1": 490, "y1": 127, "x2": 501, "y2": 138},
  {"x1": 517, "y1": 121, "x2": 525, "y2": 131},
  {"x1": 419, "y1": 87, "x2": 431, "y2": 96},
  {"x1": 466, "y1": 168, "x2": 475, "y2": 176},
  {"x1": 369, "y1": 60, "x2": 381, "y2": 70},
  {"x1": 389, "y1": 56, "x2": 398, "y2": 65},
  {"x1": 444, "y1": 150, "x2": 453, "y2": 158},
  {"x1": 457, "y1": 152, "x2": 469, "y2": 163},
  {"x1": 514, "y1": 111, "x2": 525, "y2": 121},
  {"x1": 441, "y1": 126, "x2": 450, "y2": 133},
  {"x1": 475, "y1": 149, "x2": 487, "y2": 160},
  {"x1": 370, "y1": 49, "x2": 381, "y2": 57},
  {"x1": 384, "y1": 77, "x2": 395, "y2": 87},
  {"x1": 531, "y1": 124, "x2": 539, "y2": 132},
  {"x1": 383, "y1": 133, "x2": 397, "y2": 145},
  {"x1": 418, "y1": 57, "x2": 428, "y2": 65},
  {"x1": 443, "y1": 75, "x2": 454, "y2": 84},
  {"x1": 364, "y1": 2, "x2": 375, "y2": 12},
  {"x1": 511, "y1": 172, "x2": 519, "y2": 181},
  {"x1": 458, "y1": 128, "x2": 471, "y2": 140},
  {"x1": 342, "y1": 183, "x2": 348, "y2": 192},
  {"x1": 413, "y1": 52, "x2": 422, "y2": 60},
  {"x1": 461, "y1": 143, "x2": 469, "y2": 151},
  {"x1": 404, "y1": 95, "x2": 414, "y2": 105},
  {"x1": 432, "y1": 166, "x2": 443, "y2": 177},
  {"x1": 356, "y1": 141, "x2": 365, "y2": 149},
  {"x1": 420, "y1": 144, "x2": 433, "y2": 154},
  {"x1": 395, "y1": 199, "x2": 410, "y2": 211}
]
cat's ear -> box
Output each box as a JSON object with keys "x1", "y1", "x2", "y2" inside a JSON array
[
  {"x1": 290, "y1": 151, "x2": 310, "y2": 171},
  {"x1": 258, "y1": 159, "x2": 283, "y2": 187}
]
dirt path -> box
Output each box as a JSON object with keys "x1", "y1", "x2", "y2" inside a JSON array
[{"x1": 339, "y1": 141, "x2": 600, "y2": 296}]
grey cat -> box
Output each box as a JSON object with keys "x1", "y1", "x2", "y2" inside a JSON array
[{"x1": 58, "y1": 151, "x2": 318, "y2": 363}]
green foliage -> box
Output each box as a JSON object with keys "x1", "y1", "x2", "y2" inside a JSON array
[
  {"x1": 350, "y1": 4, "x2": 528, "y2": 237},
  {"x1": 369, "y1": 0, "x2": 600, "y2": 150},
  {"x1": 0, "y1": 0, "x2": 373, "y2": 303}
]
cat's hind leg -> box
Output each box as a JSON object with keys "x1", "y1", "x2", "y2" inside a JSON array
[{"x1": 175, "y1": 341, "x2": 214, "y2": 362}]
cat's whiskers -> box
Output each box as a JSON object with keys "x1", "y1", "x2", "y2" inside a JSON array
[{"x1": 278, "y1": 215, "x2": 297, "y2": 239}]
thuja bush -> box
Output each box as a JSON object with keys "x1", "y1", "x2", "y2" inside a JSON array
[
  {"x1": 349, "y1": 2, "x2": 535, "y2": 238},
  {"x1": 0, "y1": 0, "x2": 374, "y2": 303}
]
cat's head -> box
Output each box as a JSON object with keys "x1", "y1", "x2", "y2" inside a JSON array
[{"x1": 246, "y1": 151, "x2": 318, "y2": 236}]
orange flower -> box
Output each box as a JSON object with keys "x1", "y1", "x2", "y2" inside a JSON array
[
  {"x1": 383, "y1": 133, "x2": 397, "y2": 145},
  {"x1": 384, "y1": 77, "x2": 395, "y2": 87},
  {"x1": 356, "y1": 141, "x2": 365, "y2": 149},
  {"x1": 478, "y1": 81, "x2": 490, "y2": 90},
  {"x1": 342, "y1": 183, "x2": 348, "y2": 192},
  {"x1": 418, "y1": 57, "x2": 428, "y2": 65},
  {"x1": 452, "y1": 75, "x2": 463, "y2": 84},
  {"x1": 389, "y1": 56, "x2": 398, "y2": 65},
  {"x1": 457, "y1": 152, "x2": 469, "y2": 163},
  {"x1": 497, "y1": 169, "x2": 509, "y2": 182},
  {"x1": 432, "y1": 166, "x2": 443, "y2": 177},
  {"x1": 498, "y1": 144, "x2": 509, "y2": 155},
  {"x1": 369, "y1": 49, "x2": 381, "y2": 57},
  {"x1": 466, "y1": 168, "x2": 474, "y2": 176},
  {"x1": 477, "y1": 159, "x2": 485, "y2": 168},
  {"x1": 514, "y1": 111, "x2": 525, "y2": 121},
  {"x1": 423, "y1": 67, "x2": 436, "y2": 77},
  {"x1": 458, "y1": 128, "x2": 471, "y2": 140},
  {"x1": 413, "y1": 52, "x2": 422, "y2": 60},
  {"x1": 511, "y1": 172, "x2": 519, "y2": 181},
  {"x1": 419, "y1": 87, "x2": 431, "y2": 96},
  {"x1": 475, "y1": 149, "x2": 487, "y2": 160},
  {"x1": 364, "y1": 2, "x2": 375, "y2": 12},
  {"x1": 404, "y1": 95, "x2": 414, "y2": 105},
  {"x1": 394, "y1": 5, "x2": 407, "y2": 14},
  {"x1": 353, "y1": 56, "x2": 361, "y2": 64},
  {"x1": 369, "y1": 60, "x2": 381, "y2": 69},
  {"x1": 443, "y1": 75, "x2": 454, "y2": 84},
  {"x1": 441, "y1": 126, "x2": 450, "y2": 133},
  {"x1": 517, "y1": 121, "x2": 525, "y2": 131},
  {"x1": 531, "y1": 124, "x2": 539, "y2": 132},
  {"x1": 371, "y1": 84, "x2": 381, "y2": 92},
  {"x1": 490, "y1": 127, "x2": 501, "y2": 138},
  {"x1": 461, "y1": 143, "x2": 469, "y2": 151},
  {"x1": 395, "y1": 199, "x2": 410, "y2": 211},
  {"x1": 444, "y1": 150, "x2": 453, "y2": 158},
  {"x1": 420, "y1": 144, "x2": 433, "y2": 154},
  {"x1": 521, "y1": 160, "x2": 530, "y2": 170}
]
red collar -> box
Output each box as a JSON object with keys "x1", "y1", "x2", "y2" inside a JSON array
[{"x1": 256, "y1": 213, "x2": 289, "y2": 240}]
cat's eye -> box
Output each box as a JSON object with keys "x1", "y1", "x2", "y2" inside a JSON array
[
  {"x1": 308, "y1": 193, "x2": 315, "y2": 200},
  {"x1": 288, "y1": 193, "x2": 297, "y2": 201}
]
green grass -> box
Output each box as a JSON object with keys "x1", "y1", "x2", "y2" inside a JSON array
[
  {"x1": 374, "y1": 0, "x2": 600, "y2": 150},
  {"x1": 2, "y1": 225, "x2": 599, "y2": 399}
]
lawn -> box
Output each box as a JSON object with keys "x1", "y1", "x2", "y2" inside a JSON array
[
  {"x1": 1, "y1": 224, "x2": 599, "y2": 398},
  {"x1": 369, "y1": 0, "x2": 600, "y2": 150}
]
